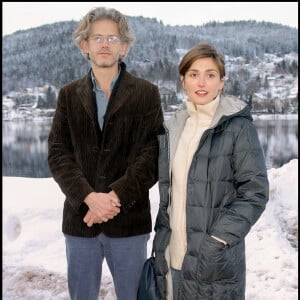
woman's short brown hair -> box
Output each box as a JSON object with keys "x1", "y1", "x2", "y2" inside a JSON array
[{"x1": 179, "y1": 43, "x2": 225, "y2": 79}]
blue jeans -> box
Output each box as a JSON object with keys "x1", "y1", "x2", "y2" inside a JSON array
[{"x1": 65, "y1": 233, "x2": 149, "y2": 300}]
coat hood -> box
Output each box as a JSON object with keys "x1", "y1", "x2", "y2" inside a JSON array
[
  {"x1": 164, "y1": 94, "x2": 252, "y2": 173},
  {"x1": 166, "y1": 94, "x2": 251, "y2": 131}
]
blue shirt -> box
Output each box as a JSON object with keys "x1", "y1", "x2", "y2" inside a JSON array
[{"x1": 91, "y1": 68, "x2": 121, "y2": 130}]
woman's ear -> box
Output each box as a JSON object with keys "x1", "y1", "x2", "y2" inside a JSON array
[{"x1": 219, "y1": 76, "x2": 225, "y2": 91}]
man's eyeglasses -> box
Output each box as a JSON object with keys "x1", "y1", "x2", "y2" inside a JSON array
[{"x1": 89, "y1": 35, "x2": 120, "y2": 44}]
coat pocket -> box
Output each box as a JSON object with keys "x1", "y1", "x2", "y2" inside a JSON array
[{"x1": 197, "y1": 234, "x2": 237, "y2": 282}]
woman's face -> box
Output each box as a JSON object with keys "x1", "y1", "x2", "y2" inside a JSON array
[{"x1": 181, "y1": 57, "x2": 225, "y2": 105}]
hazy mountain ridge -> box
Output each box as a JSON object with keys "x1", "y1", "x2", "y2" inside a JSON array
[{"x1": 3, "y1": 17, "x2": 298, "y2": 96}]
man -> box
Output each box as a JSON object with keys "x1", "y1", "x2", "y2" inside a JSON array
[{"x1": 48, "y1": 7, "x2": 164, "y2": 300}]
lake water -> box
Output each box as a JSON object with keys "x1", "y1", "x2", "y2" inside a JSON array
[{"x1": 2, "y1": 115, "x2": 298, "y2": 178}]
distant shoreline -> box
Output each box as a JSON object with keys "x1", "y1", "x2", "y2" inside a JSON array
[
  {"x1": 164, "y1": 112, "x2": 298, "y2": 121},
  {"x1": 252, "y1": 113, "x2": 298, "y2": 120}
]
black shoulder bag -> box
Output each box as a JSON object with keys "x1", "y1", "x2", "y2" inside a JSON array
[{"x1": 137, "y1": 249, "x2": 160, "y2": 300}]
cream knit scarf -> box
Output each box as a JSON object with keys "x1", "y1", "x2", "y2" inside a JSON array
[{"x1": 169, "y1": 96, "x2": 220, "y2": 269}]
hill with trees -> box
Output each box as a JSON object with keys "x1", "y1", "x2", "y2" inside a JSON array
[{"x1": 2, "y1": 17, "x2": 298, "y2": 113}]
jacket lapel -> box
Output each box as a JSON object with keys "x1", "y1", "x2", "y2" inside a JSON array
[
  {"x1": 76, "y1": 74, "x2": 97, "y2": 122},
  {"x1": 105, "y1": 71, "x2": 134, "y2": 121},
  {"x1": 75, "y1": 66, "x2": 135, "y2": 128}
]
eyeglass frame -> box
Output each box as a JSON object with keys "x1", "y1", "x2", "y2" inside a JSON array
[{"x1": 89, "y1": 35, "x2": 121, "y2": 44}]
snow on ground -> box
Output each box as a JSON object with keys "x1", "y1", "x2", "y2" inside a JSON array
[{"x1": 2, "y1": 159, "x2": 298, "y2": 299}]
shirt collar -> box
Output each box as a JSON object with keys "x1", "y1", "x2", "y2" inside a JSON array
[{"x1": 90, "y1": 66, "x2": 121, "y2": 92}]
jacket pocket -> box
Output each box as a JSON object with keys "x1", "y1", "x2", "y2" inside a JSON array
[{"x1": 197, "y1": 234, "x2": 237, "y2": 282}]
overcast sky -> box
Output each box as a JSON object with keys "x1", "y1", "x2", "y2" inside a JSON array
[{"x1": 2, "y1": 2, "x2": 298, "y2": 36}]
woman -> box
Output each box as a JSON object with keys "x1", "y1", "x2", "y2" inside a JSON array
[{"x1": 153, "y1": 43, "x2": 269, "y2": 300}]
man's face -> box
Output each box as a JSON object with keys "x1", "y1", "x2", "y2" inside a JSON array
[{"x1": 81, "y1": 19, "x2": 127, "y2": 69}]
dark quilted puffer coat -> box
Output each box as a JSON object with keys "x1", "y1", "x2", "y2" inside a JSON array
[{"x1": 153, "y1": 95, "x2": 269, "y2": 300}]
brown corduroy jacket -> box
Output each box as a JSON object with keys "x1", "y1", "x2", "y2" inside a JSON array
[{"x1": 48, "y1": 62, "x2": 164, "y2": 238}]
